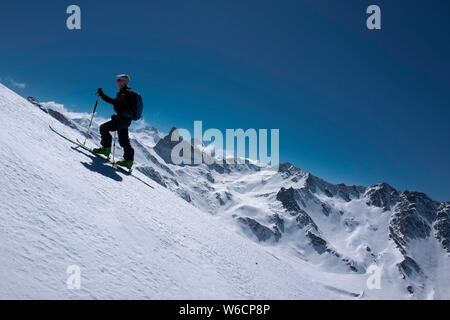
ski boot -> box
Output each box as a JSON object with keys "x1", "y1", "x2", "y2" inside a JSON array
[
  {"x1": 92, "y1": 146, "x2": 111, "y2": 158},
  {"x1": 116, "y1": 160, "x2": 133, "y2": 171}
]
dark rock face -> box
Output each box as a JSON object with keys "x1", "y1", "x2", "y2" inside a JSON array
[
  {"x1": 177, "y1": 189, "x2": 191, "y2": 203},
  {"x1": 238, "y1": 217, "x2": 281, "y2": 242},
  {"x1": 385, "y1": 190, "x2": 447, "y2": 292},
  {"x1": 389, "y1": 192, "x2": 438, "y2": 253},
  {"x1": 306, "y1": 232, "x2": 360, "y2": 272},
  {"x1": 366, "y1": 184, "x2": 448, "y2": 258},
  {"x1": 342, "y1": 258, "x2": 359, "y2": 273},
  {"x1": 136, "y1": 166, "x2": 167, "y2": 187},
  {"x1": 276, "y1": 182, "x2": 361, "y2": 272},
  {"x1": 276, "y1": 176, "x2": 360, "y2": 272},
  {"x1": 296, "y1": 210, "x2": 318, "y2": 231},
  {"x1": 275, "y1": 172, "x2": 367, "y2": 273},
  {"x1": 276, "y1": 187, "x2": 301, "y2": 214},
  {"x1": 365, "y1": 183, "x2": 400, "y2": 211},
  {"x1": 276, "y1": 187, "x2": 318, "y2": 231},
  {"x1": 307, "y1": 232, "x2": 328, "y2": 254},
  {"x1": 215, "y1": 193, "x2": 225, "y2": 206},
  {"x1": 334, "y1": 184, "x2": 365, "y2": 202},
  {"x1": 397, "y1": 256, "x2": 423, "y2": 279},
  {"x1": 407, "y1": 286, "x2": 414, "y2": 294},
  {"x1": 389, "y1": 213, "x2": 430, "y2": 253},
  {"x1": 27, "y1": 97, "x2": 48, "y2": 113},
  {"x1": 270, "y1": 214, "x2": 285, "y2": 233},
  {"x1": 321, "y1": 203, "x2": 331, "y2": 216},
  {"x1": 324, "y1": 189, "x2": 333, "y2": 197},
  {"x1": 278, "y1": 162, "x2": 303, "y2": 178},
  {"x1": 402, "y1": 191, "x2": 438, "y2": 223},
  {"x1": 434, "y1": 203, "x2": 450, "y2": 252},
  {"x1": 205, "y1": 172, "x2": 215, "y2": 183},
  {"x1": 304, "y1": 173, "x2": 365, "y2": 202}
]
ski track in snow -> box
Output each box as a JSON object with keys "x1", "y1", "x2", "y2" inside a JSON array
[{"x1": 0, "y1": 83, "x2": 348, "y2": 299}]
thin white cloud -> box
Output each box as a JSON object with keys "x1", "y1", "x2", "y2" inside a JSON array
[
  {"x1": 9, "y1": 78, "x2": 26, "y2": 89},
  {"x1": 1, "y1": 76, "x2": 27, "y2": 89},
  {"x1": 40, "y1": 101, "x2": 66, "y2": 113},
  {"x1": 40, "y1": 101, "x2": 108, "y2": 124},
  {"x1": 130, "y1": 118, "x2": 149, "y2": 130}
]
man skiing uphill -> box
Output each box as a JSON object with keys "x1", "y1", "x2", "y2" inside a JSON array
[{"x1": 93, "y1": 74, "x2": 143, "y2": 170}]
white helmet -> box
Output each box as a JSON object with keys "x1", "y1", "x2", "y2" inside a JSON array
[{"x1": 116, "y1": 74, "x2": 130, "y2": 86}]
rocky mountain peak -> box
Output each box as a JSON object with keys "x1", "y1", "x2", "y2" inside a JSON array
[{"x1": 365, "y1": 182, "x2": 400, "y2": 211}]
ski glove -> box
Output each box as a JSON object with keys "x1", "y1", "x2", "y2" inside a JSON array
[{"x1": 97, "y1": 88, "x2": 104, "y2": 96}]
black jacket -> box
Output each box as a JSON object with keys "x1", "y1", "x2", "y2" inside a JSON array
[{"x1": 99, "y1": 87, "x2": 134, "y2": 118}]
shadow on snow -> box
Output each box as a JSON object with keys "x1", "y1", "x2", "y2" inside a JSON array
[{"x1": 70, "y1": 146, "x2": 123, "y2": 182}]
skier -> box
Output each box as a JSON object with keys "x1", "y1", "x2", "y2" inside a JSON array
[{"x1": 93, "y1": 74, "x2": 135, "y2": 170}]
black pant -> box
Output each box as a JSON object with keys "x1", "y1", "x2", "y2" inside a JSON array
[{"x1": 100, "y1": 116, "x2": 134, "y2": 161}]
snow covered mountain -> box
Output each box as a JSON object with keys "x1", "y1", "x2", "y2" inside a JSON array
[{"x1": 1, "y1": 82, "x2": 448, "y2": 299}]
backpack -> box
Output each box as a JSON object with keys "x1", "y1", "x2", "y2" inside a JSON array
[{"x1": 126, "y1": 89, "x2": 144, "y2": 121}]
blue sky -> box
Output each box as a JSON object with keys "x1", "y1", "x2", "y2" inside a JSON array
[{"x1": 1, "y1": 0, "x2": 449, "y2": 200}]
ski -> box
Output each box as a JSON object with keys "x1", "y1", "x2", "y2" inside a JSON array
[
  {"x1": 49, "y1": 125, "x2": 154, "y2": 189},
  {"x1": 74, "y1": 138, "x2": 129, "y2": 171}
]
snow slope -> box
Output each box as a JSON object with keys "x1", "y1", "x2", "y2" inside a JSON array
[
  {"x1": 2, "y1": 83, "x2": 448, "y2": 299},
  {"x1": 0, "y1": 83, "x2": 356, "y2": 299}
]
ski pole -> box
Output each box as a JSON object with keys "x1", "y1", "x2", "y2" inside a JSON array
[
  {"x1": 83, "y1": 94, "x2": 100, "y2": 145},
  {"x1": 112, "y1": 131, "x2": 117, "y2": 164}
]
